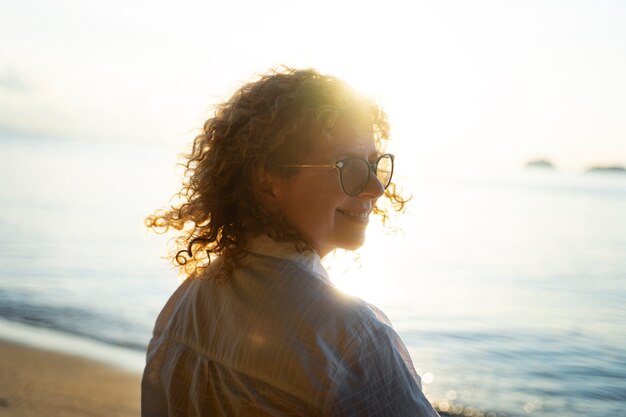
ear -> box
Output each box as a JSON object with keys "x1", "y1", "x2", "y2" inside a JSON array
[{"x1": 254, "y1": 168, "x2": 284, "y2": 213}]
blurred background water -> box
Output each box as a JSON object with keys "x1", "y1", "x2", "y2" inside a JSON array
[{"x1": 1, "y1": 137, "x2": 625, "y2": 417}]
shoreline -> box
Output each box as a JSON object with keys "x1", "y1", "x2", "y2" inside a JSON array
[
  {"x1": 0, "y1": 339, "x2": 141, "y2": 417},
  {"x1": 0, "y1": 317, "x2": 146, "y2": 373},
  {"x1": 0, "y1": 318, "x2": 498, "y2": 416}
]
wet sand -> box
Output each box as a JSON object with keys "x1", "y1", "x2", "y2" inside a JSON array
[
  {"x1": 0, "y1": 340, "x2": 141, "y2": 417},
  {"x1": 0, "y1": 339, "x2": 472, "y2": 417}
]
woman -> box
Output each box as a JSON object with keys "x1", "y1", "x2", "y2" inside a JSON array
[{"x1": 142, "y1": 68, "x2": 439, "y2": 417}]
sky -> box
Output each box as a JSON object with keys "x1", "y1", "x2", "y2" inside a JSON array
[{"x1": 1, "y1": 0, "x2": 625, "y2": 173}]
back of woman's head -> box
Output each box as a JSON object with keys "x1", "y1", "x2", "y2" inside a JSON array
[{"x1": 146, "y1": 67, "x2": 402, "y2": 279}]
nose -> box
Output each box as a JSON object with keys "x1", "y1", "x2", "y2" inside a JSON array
[{"x1": 359, "y1": 169, "x2": 385, "y2": 199}]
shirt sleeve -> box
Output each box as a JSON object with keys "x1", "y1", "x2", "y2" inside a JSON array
[
  {"x1": 321, "y1": 321, "x2": 440, "y2": 417},
  {"x1": 366, "y1": 303, "x2": 423, "y2": 389}
]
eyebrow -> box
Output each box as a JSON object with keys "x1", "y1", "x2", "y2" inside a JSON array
[{"x1": 332, "y1": 150, "x2": 382, "y2": 161}]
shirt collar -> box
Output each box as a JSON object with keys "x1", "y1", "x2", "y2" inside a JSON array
[{"x1": 246, "y1": 235, "x2": 331, "y2": 284}]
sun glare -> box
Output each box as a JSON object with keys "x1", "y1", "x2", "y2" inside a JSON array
[{"x1": 324, "y1": 224, "x2": 402, "y2": 305}]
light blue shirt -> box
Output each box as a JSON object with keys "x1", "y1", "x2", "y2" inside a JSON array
[{"x1": 142, "y1": 236, "x2": 439, "y2": 416}]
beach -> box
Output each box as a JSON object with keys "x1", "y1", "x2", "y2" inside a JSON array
[
  {"x1": 1, "y1": 139, "x2": 625, "y2": 416},
  {"x1": 0, "y1": 339, "x2": 460, "y2": 417},
  {"x1": 0, "y1": 340, "x2": 141, "y2": 417}
]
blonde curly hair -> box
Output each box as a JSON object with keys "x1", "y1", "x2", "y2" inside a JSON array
[{"x1": 146, "y1": 67, "x2": 407, "y2": 279}]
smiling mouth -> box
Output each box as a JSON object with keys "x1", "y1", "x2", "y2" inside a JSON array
[{"x1": 337, "y1": 209, "x2": 370, "y2": 223}]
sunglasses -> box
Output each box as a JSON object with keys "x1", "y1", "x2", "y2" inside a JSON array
[{"x1": 281, "y1": 153, "x2": 394, "y2": 196}]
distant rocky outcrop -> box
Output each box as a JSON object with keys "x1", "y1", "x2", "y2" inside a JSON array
[
  {"x1": 524, "y1": 159, "x2": 555, "y2": 170},
  {"x1": 586, "y1": 165, "x2": 626, "y2": 174}
]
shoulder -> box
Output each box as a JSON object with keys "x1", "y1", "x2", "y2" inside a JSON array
[
  {"x1": 238, "y1": 251, "x2": 395, "y2": 362},
  {"x1": 320, "y1": 319, "x2": 435, "y2": 417},
  {"x1": 314, "y1": 300, "x2": 437, "y2": 416},
  {"x1": 248, "y1": 252, "x2": 384, "y2": 328}
]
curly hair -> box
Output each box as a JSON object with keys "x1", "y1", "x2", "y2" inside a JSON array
[{"x1": 146, "y1": 67, "x2": 408, "y2": 279}]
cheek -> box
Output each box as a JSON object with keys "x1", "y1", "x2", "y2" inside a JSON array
[
  {"x1": 304, "y1": 192, "x2": 336, "y2": 222},
  {"x1": 299, "y1": 190, "x2": 342, "y2": 229},
  {"x1": 280, "y1": 173, "x2": 346, "y2": 232}
]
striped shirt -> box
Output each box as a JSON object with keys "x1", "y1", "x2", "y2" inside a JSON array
[{"x1": 142, "y1": 236, "x2": 439, "y2": 417}]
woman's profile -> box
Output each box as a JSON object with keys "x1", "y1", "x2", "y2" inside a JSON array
[{"x1": 142, "y1": 68, "x2": 439, "y2": 417}]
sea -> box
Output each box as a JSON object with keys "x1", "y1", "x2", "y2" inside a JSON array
[{"x1": 1, "y1": 137, "x2": 625, "y2": 417}]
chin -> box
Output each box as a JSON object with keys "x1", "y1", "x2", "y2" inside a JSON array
[{"x1": 337, "y1": 235, "x2": 366, "y2": 251}]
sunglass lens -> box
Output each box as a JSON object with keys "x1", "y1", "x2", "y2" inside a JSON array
[
  {"x1": 340, "y1": 159, "x2": 370, "y2": 196},
  {"x1": 376, "y1": 155, "x2": 393, "y2": 189}
]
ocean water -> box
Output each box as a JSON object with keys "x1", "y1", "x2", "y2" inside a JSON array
[{"x1": 1, "y1": 138, "x2": 625, "y2": 416}]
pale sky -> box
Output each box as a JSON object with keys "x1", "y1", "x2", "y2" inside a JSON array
[{"x1": 1, "y1": 0, "x2": 625, "y2": 173}]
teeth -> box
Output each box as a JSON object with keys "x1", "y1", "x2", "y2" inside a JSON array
[{"x1": 340, "y1": 210, "x2": 369, "y2": 220}]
